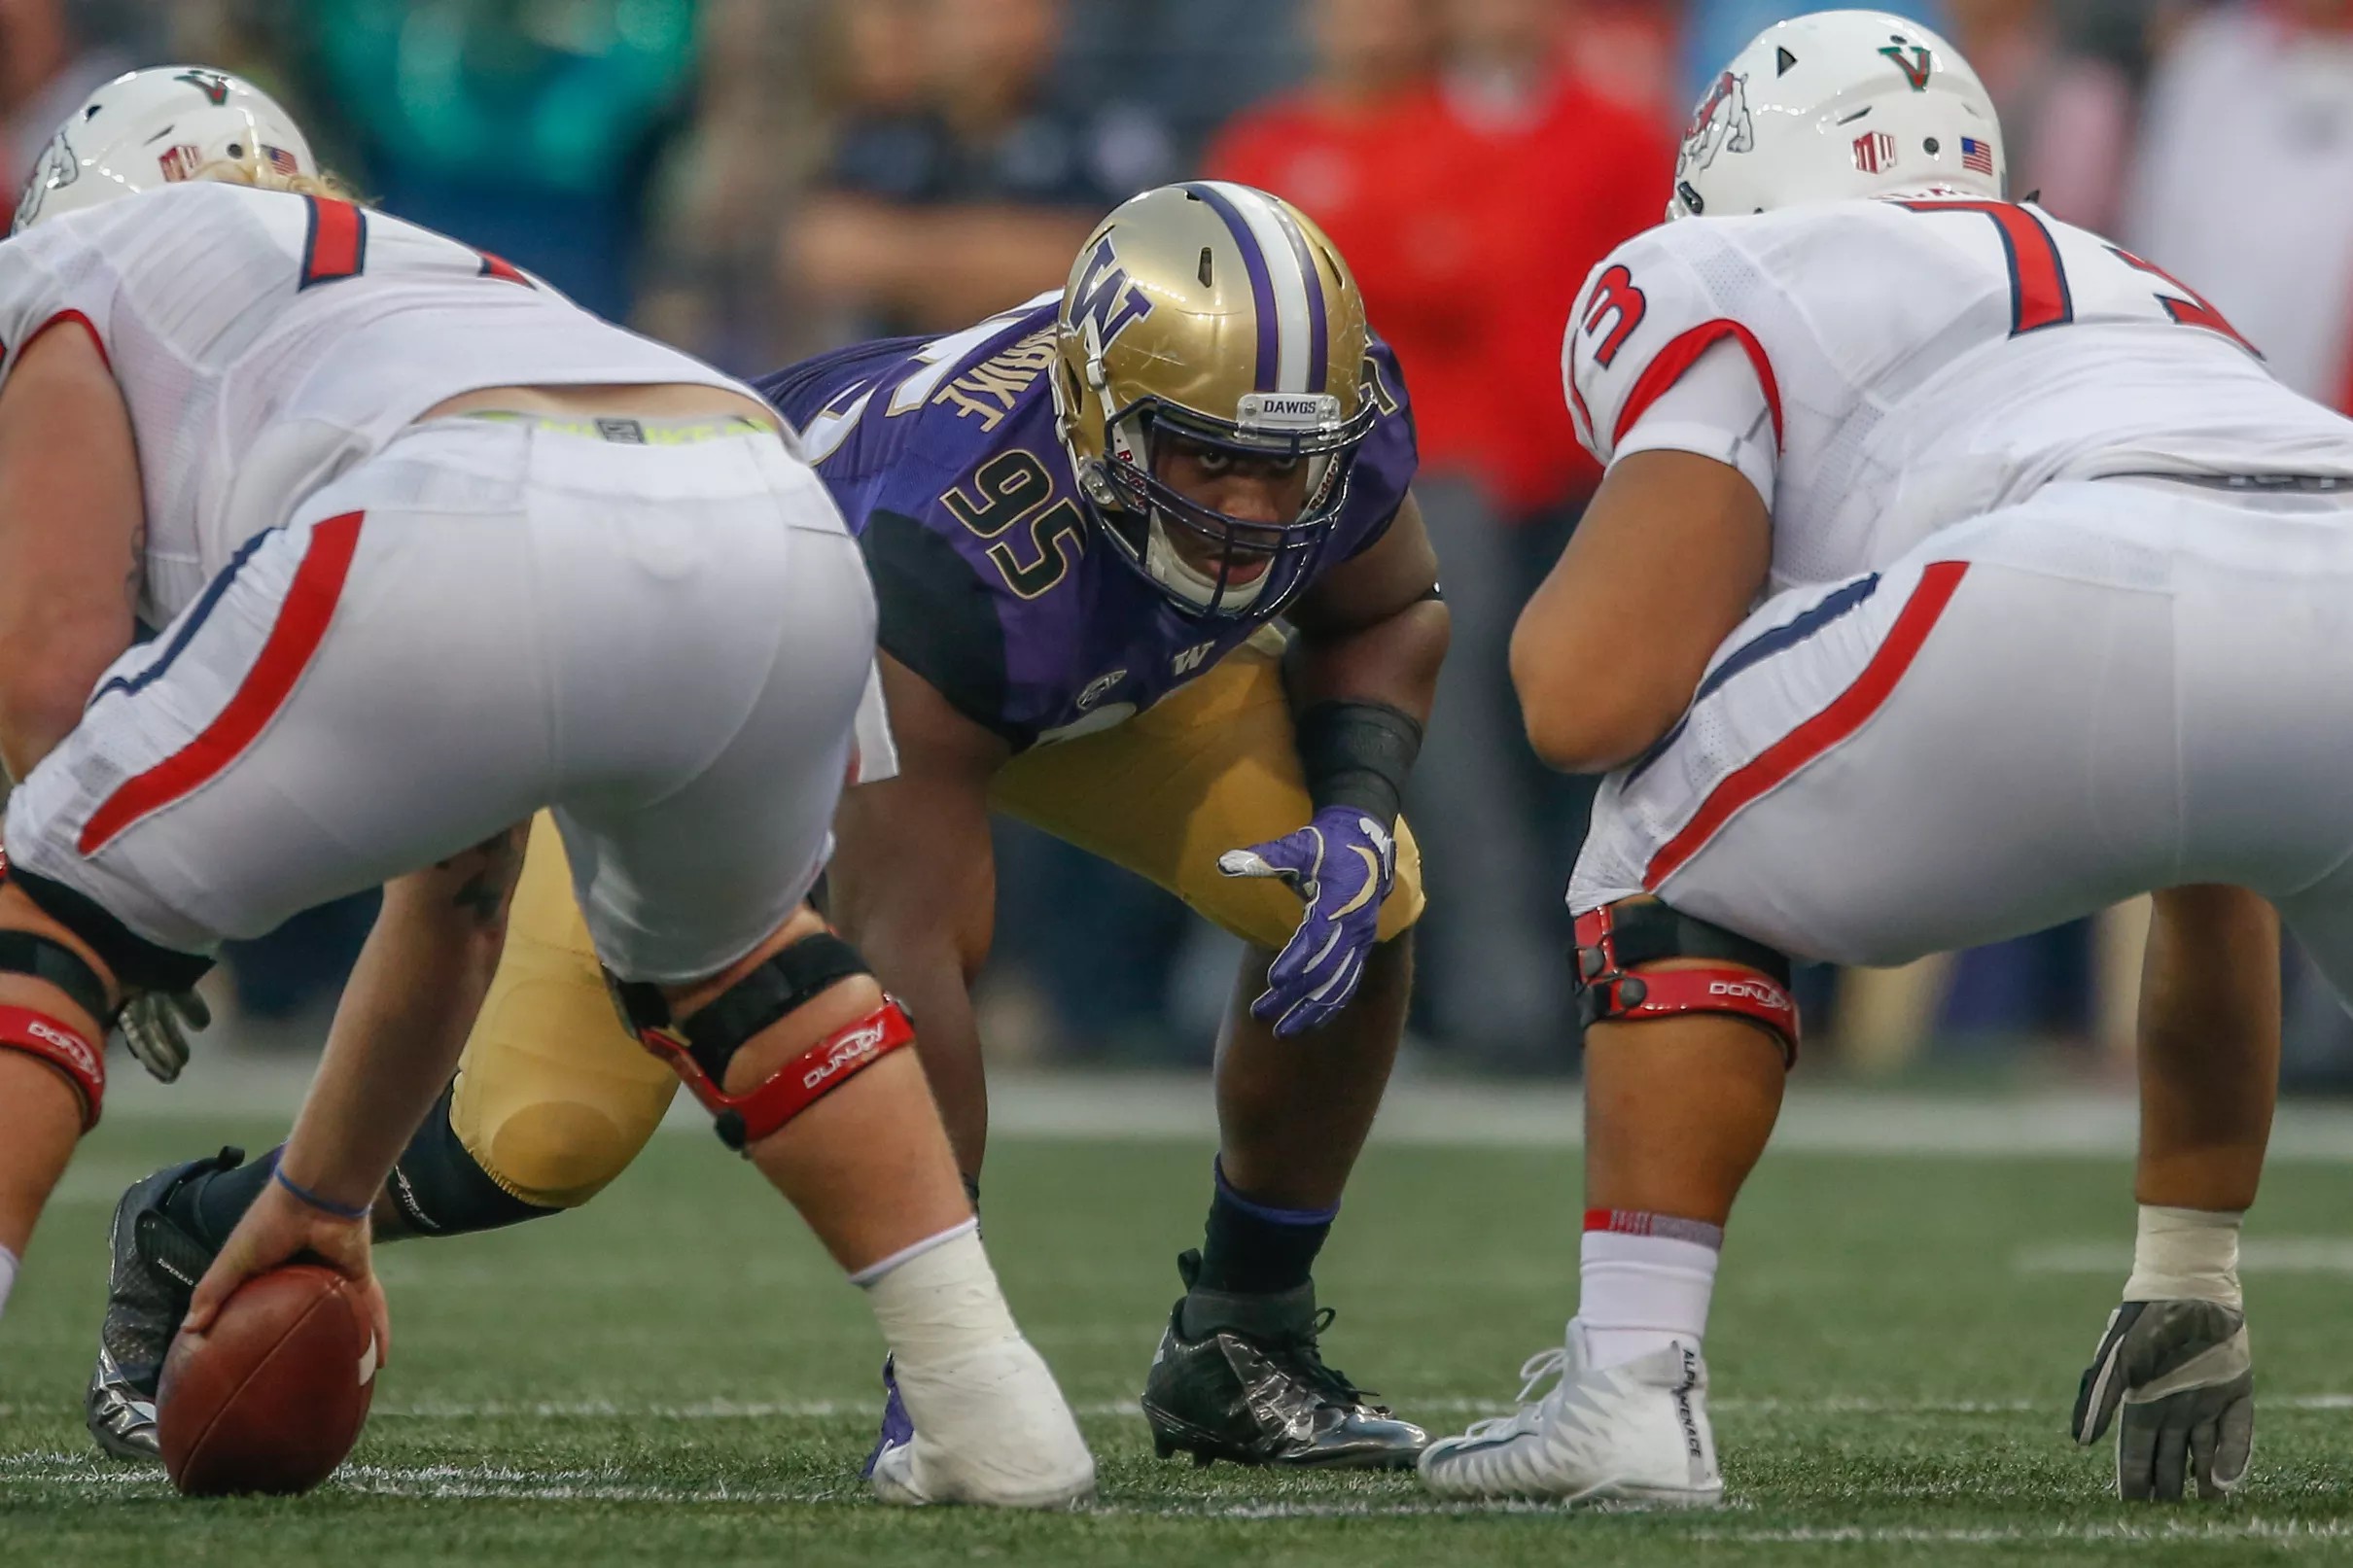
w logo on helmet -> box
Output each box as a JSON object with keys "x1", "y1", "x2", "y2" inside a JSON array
[
  {"x1": 1067, "y1": 236, "x2": 1155, "y2": 347},
  {"x1": 1681, "y1": 71, "x2": 1755, "y2": 172}
]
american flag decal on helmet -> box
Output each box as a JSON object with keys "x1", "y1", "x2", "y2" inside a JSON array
[
  {"x1": 263, "y1": 146, "x2": 301, "y2": 176},
  {"x1": 1961, "y1": 136, "x2": 1994, "y2": 176}
]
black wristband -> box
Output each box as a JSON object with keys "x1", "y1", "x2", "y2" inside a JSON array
[{"x1": 1295, "y1": 700, "x2": 1423, "y2": 826}]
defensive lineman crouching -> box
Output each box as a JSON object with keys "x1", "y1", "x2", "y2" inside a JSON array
[{"x1": 97, "y1": 180, "x2": 1447, "y2": 1478}]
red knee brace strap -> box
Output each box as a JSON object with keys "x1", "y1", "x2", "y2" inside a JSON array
[
  {"x1": 0, "y1": 1005, "x2": 104, "y2": 1130},
  {"x1": 637, "y1": 997, "x2": 916, "y2": 1153},
  {"x1": 1574, "y1": 903, "x2": 1799, "y2": 1065}
]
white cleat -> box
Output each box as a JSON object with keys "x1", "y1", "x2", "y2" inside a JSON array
[
  {"x1": 869, "y1": 1336, "x2": 1096, "y2": 1509},
  {"x1": 1419, "y1": 1320, "x2": 1723, "y2": 1507}
]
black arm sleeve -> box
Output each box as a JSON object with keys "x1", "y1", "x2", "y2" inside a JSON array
[
  {"x1": 859, "y1": 508, "x2": 1025, "y2": 747},
  {"x1": 1294, "y1": 700, "x2": 1424, "y2": 828}
]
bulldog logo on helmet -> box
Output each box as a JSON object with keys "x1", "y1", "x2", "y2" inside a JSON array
[
  {"x1": 13, "y1": 128, "x2": 78, "y2": 232},
  {"x1": 1681, "y1": 71, "x2": 1756, "y2": 172}
]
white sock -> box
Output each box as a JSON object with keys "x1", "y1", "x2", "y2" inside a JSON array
[
  {"x1": 1578, "y1": 1217, "x2": 1721, "y2": 1370},
  {"x1": 0, "y1": 1244, "x2": 16, "y2": 1322},
  {"x1": 856, "y1": 1223, "x2": 1021, "y2": 1365},
  {"x1": 2122, "y1": 1204, "x2": 2243, "y2": 1308}
]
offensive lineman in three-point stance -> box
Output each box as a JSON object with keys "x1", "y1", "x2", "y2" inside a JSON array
[
  {"x1": 1, "y1": 66, "x2": 1089, "y2": 1509},
  {"x1": 1419, "y1": 11, "x2": 2352, "y2": 1508}
]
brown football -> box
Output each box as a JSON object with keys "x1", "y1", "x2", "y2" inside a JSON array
[{"x1": 158, "y1": 1263, "x2": 379, "y2": 1496}]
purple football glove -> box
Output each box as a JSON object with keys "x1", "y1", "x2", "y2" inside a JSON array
[{"x1": 1218, "y1": 807, "x2": 1396, "y2": 1036}]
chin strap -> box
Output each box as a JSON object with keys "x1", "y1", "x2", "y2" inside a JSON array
[{"x1": 1573, "y1": 900, "x2": 1800, "y2": 1065}]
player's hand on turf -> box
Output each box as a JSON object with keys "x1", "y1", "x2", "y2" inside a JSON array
[
  {"x1": 1218, "y1": 807, "x2": 1395, "y2": 1036},
  {"x1": 184, "y1": 1173, "x2": 390, "y2": 1364},
  {"x1": 2071, "y1": 1299, "x2": 2252, "y2": 1502},
  {"x1": 118, "y1": 987, "x2": 209, "y2": 1084}
]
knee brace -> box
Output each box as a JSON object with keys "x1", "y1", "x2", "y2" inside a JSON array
[
  {"x1": 1573, "y1": 898, "x2": 1800, "y2": 1064},
  {"x1": 608, "y1": 931, "x2": 914, "y2": 1153},
  {"x1": 0, "y1": 930, "x2": 116, "y2": 1129},
  {"x1": 0, "y1": 857, "x2": 214, "y2": 1131}
]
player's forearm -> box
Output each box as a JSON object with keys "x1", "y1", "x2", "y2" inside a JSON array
[
  {"x1": 280, "y1": 840, "x2": 522, "y2": 1205},
  {"x1": 845, "y1": 925, "x2": 992, "y2": 1174},
  {"x1": 1289, "y1": 599, "x2": 1449, "y2": 726},
  {"x1": 0, "y1": 610, "x2": 127, "y2": 782},
  {"x1": 2135, "y1": 885, "x2": 2279, "y2": 1211}
]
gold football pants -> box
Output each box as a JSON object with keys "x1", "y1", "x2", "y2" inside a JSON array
[{"x1": 447, "y1": 641, "x2": 1426, "y2": 1207}]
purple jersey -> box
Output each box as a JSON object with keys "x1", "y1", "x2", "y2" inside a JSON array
[{"x1": 757, "y1": 296, "x2": 1419, "y2": 747}]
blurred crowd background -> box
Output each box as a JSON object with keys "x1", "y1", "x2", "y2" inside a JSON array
[{"x1": 9, "y1": 0, "x2": 2353, "y2": 1084}]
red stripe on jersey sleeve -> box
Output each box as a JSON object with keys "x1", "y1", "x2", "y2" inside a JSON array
[
  {"x1": 1641, "y1": 561, "x2": 1968, "y2": 889},
  {"x1": 79, "y1": 512, "x2": 366, "y2": 854},
  {"x1": 1610, "y1": 320, "x2": 1783, "y2": 452},
  {"x1": 20, "y1": 310, "x2": 112, "y2": 370},
  {"x1": 477, "y1": 251, "x2": 534, "y2": 288},
  {"x1": 299, "y1": 198, "x2": 368, "y2": 290}
]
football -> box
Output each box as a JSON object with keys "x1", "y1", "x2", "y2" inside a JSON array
[{"x1": 157, "y1": 1263, "x2": 379, "y2": 1497}]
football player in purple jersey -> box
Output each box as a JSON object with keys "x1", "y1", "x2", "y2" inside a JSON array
[{"x1": 92, "y1": 184, "x2": 1448, "y2": 1475}]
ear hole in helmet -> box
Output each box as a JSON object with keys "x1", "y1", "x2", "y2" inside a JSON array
[
  {"x1": 1924, "y1": 137, "x2": 1941, "y2": 155},
  {"x1": 228, "y1": 142, "x2": 244, "y2": 157}
]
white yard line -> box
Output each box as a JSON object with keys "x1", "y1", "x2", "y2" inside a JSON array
[
  {"x1": 8, "y1": 1392, "x2": 2338, "y2": 1425},
  {"x1": 2017, "y1": 1238, "x2": 2353, "y2": 1274},
  {"x1": 5, "y1": 1451, "x2": 2353, "y2": 1538},
  {"x1": 92, "y1": 1062, "x2": 2353, "y2": 1161}
]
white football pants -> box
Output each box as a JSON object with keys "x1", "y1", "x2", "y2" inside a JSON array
[
  {"x1": 1572, "y1": 477, "x2": 2353, "y2": 1004},
  {"x1": 6, "y1": 415, "x2": 875, "y2": 985}
]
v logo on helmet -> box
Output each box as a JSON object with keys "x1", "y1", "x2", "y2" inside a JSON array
[
  {"x1": 1068, "y1": 237, "x2": 1155, "y2": 350},
  {"x1": 174, "y1": 69, "x2": 233, "y2": 106},
  {"x1": 1879, "y1": 45, "x2": 1932, "y2": 91}
]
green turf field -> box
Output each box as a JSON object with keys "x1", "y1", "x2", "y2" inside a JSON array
[{"x1": 5, "y1": 1111, "x2": 2352, "y2": 1566}]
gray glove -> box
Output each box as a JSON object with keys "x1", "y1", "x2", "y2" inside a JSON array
[
  {"x1": 116, "y1": 988, "x2": 210, "y2": 1084},
  {"x1": 2072, "y1": 1298, "x2": 2253, "y2": 1502}
]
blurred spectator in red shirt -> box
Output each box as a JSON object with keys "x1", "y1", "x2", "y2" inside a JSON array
[
  {"x1": 1437, "y1": 0, "x2": 1673, "y2": 515},
  {"x1": 2126, "y1": 0, "x2": 2353, "y2": 411},
  {"x1": 1212, "y1": 0, "x2": 1666, "y2": 518},
  {"x1": 786, "y1": 0, "x2": 1175, "y2": 339},
  {"x1": 1210, "y1": 0, "x2": 1669, "y2": 1061}
]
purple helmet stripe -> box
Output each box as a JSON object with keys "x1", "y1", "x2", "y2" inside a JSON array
[{"x1": 1183, "y1": 181, "x2": 1281, "y2": 392}]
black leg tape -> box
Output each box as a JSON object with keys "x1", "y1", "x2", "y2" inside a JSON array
[
  {"x1": 5, "y1": 866, "x2": 213, "y2": 995},
  {"x1": 1576, "y1": 898, "x2": 1791, "y2": 989},
  {"x1": 608, "y1": 930, "x2": 873, "y2": 1089},
  {"x1": 383, "y1": 1081, "x2": 561, "y2": 1237},
  {"x1": 0, "y1": 930, "x2": 113, "y2": 1024}
]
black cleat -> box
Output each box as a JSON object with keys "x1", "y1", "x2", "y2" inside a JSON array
[
  {"x1": 1141, "y1": 1249, "x2": 1426, "y2": 1470},
  {"x1": 85, "y1": 1147, "x2": 242, "y2": 1461}
]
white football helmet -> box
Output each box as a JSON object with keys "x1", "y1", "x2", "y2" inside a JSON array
[
  {"x1": 1671, "y1": 10, "x2": 2003, "y2": 222},
  {"x1": 12, "y1": 66, "x2": 317, "y2": 235}
]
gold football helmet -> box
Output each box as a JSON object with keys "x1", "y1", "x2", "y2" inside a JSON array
[{"x1": 1051, "y1": 183, "x2": 1377, "y2": 619}]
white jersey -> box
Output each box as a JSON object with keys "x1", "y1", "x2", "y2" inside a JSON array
[
  {"x1": 0, "y1": 179, "x2": 751, "y2": 621},
  {"x1": 1563, "y1": 197, "x2": 2353, "y2": 594}
]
